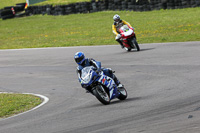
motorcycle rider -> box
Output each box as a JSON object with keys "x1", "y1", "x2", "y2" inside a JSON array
[
  {"x1": 112, "y1": 14, "x2": 133, "y2": 48},
  {"x1": 74, "y1": 52, "x2": 123, "y2": 91}
]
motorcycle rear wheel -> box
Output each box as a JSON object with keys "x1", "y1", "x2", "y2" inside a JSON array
[
  {"x1": 92, "y1": 85, "x2": 110, "y2": 105},
  {"x1": 132, "y1": 38, "x2": 140, "y2": 51},
  {"x1": 118, "y1": 87, "x2": 127, "y2": 100}
]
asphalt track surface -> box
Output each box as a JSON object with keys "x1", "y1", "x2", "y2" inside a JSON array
[{"x1": 0, "y1": 41, "x2": 200, "y2": 133}]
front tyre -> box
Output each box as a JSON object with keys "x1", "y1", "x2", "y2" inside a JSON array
[
  {"x1": 118, "y1": 87, "x2": 128, "y2": 100},
  {"x1": 124, "y1": 47, "x2": 131, "y2": 52},
  {"x1": 92, "y1": 85, "x2": 110, "y2": 105}
]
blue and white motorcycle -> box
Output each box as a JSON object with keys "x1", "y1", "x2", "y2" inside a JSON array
[{"x1": 80, "y1": 66, "x2": 127, "y2": 105}]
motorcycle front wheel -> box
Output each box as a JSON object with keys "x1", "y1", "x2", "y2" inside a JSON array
[
  {"x1": 124, "y1": 47, "x2": 132, "y2": 52},
  {"x1": 92, "y1": 85, "x2": 110, "y2": 105}
]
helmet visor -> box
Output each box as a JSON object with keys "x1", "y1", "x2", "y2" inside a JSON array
[
  {"x1": 75, "y1": 56, "x2": 84, "y2": 64},
  {"x1": 114, "y1": 18, "x2": 120, "y2": 22}
]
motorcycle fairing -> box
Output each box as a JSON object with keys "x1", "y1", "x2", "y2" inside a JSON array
[
  {"x1": 98, "y1": 74, "x2": 119, "y2": 100},
  {"x1": 80, "y1": 66, "x2": 119, "y2": 100}
]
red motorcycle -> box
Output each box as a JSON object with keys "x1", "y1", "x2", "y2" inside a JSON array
[{"x1": 116, "y1": 25, "x2": 140, "y2": 52}]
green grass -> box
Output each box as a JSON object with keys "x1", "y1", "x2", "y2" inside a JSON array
[
  {"x1": 0, "y1": 7, "x2": 200, "y2": 49},
  {"x1": 0, "y1": 0, "x2": 26, "y2": 9},
  {"x1": 0, "y1": 93, "x2": 42, "y2": 118},
  {"x1": 0, "y1": 0, "x2": 89, "y2": 9}
]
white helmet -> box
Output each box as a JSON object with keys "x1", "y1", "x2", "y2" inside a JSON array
[{"x1": 113, "y1": 14, "x2": 120, "y2": 22}]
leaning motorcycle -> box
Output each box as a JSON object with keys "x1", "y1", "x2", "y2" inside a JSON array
[
  {"x1": 80, "y1": 66, "x2": 127, "y2": 105},
  {"x1": 116, "y1": 25, "x2": 140, "y2": 52}
]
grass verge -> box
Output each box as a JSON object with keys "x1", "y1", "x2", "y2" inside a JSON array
[
  {"x1": 0, "y1": 7, "x2": 200, "y2": 49},
  {"x1": 0, "y1": 0, "x2": 27, "y2": 9},
  {"x1": 0, "y1": 93, "x2": 42, "y2": 119},
  {"x1": 0, "y1": 0, "x2": 89, "y2": 9}
]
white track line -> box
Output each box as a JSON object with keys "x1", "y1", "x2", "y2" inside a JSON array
[{"x1": 0, "y1": 92, "x2": 49, "y2": 121}]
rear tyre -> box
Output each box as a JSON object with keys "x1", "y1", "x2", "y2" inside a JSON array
[
  {"x1": 132, "y1": 38, "x2": 140, "y2": 51},
  {"x1": 118, "y1": 87, "x2": 127, "y2": 100},
  {"x1": 92, "y1": 85, "x2": 110, "y2": 105}
]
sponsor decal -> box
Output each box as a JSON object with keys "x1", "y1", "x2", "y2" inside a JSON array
[{"x1": 102, "y1": 78, "x2": 106, "y2": 84}]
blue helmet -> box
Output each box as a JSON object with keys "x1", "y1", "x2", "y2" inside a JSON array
[{"x1": 74, "y1": 52, "x2": 85, "y2": 65}]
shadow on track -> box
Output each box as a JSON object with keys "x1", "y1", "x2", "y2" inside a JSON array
[
  {"x1": 78, "y1": 97, "x2": 142, "y2": 108},
  {"x1": 116, "y1": 48, "x2": 155, "y2": 54},
  {"x1": 140, "y1": 48, "x2": 155, "y2": 52},
  {"x1": 110, "y1": 97, "x2": 142, "y2": 105}
]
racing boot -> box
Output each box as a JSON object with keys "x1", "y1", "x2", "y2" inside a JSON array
[
  {"x1": 117, "y1": 39, "x2": 124, "y2": 49},
  {"x1": 113, "y1": 74, "x2": 123, "y2": 89},
  {"x1": 107, "y1": 68, "x2": 124, "y2": 89}
]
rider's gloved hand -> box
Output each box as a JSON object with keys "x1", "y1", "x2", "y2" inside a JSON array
[
  {"x1": 93, "y1": 67, "x2": 100, "y2": 74},
  {"x1": 95, "y1": 69, "x2": 101, "y2": 74},
  {"x1": 115, "y1": 34, "x2": 122, "y2": 40}
]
